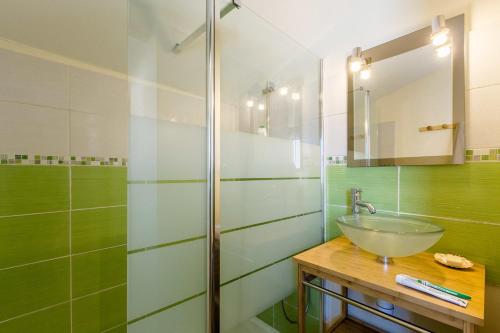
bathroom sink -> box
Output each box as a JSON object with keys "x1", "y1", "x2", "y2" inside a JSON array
[{"x1": 336, "y1": 214, "x2": 444, "y2": 261}]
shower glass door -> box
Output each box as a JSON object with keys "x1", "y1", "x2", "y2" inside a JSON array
[{"x1": 219, "y1": 3, "x2": 322, "y2": 332}]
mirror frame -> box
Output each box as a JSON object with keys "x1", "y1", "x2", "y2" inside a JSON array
[{"x1": 347, "y1": 14, "x2": 465, "y2": 167}]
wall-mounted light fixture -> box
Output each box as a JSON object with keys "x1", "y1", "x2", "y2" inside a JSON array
[
  {"x1": 246, "y1": 100, "x2": 254, "y2": 107},
  {"x1": 258, "y1": 103, "x2": 265, "y2": 110},
  {"x1": 431, "y1": 15, "x2": 450, "y2": 46},
  {"x1": 431, "y1": 15, "x2": 452, "y2": 58},
  {"x1": 350, "y1": 47, "x2": 363, "y2": 72},
  {"x1": 360, "y1": 57, "x2": 372, "y2": 80},
  {"x1": 279, "y1": 87, "x2": 289, "y2": 96},
  {"x1": 291, "y1": 92, "x2": 300, "y2": 100}
]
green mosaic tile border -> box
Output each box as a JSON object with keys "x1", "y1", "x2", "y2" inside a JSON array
[
  {"x1": 326, "y1": 155, "x2": 347, "y2": 166},
  {"x1": 327, "y1": 148, "x2": 500, "y2": 165},
  {"x1": 465, "y1": 148, "x2": 500, "y2": 162},
  {"x1": 0, "y1": 154, "x2": 127, "y2": 166}
]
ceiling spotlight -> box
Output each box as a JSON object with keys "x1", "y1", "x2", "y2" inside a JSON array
[
  {"x1": 258, "y1": 103, "x2": 265, "y2": 110},
  {"x1": 431, "y1": 15, "x2": 450, "y2": 47},
  {"x1": 279, "y1": 87, "x2": 289, "y2": 96},
  {"x1": 436, "y1": 44, "x2": 451, "y2": 58},
  {"x1": 350, "y1": 47, "x2": 363, "y2": 72},
  {"x1": 360, "y1": 57, "x2": 371, "y2": 80},
  {"x1": 246, "y1": 100, "x2": 254, "y2": 107},
  {"x1": 291, "y1": 92, "x2": 300, "y2": 100}
]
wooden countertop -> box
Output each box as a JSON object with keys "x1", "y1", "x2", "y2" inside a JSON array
[{"x1": 293, "y1": 236, "x2": 485, "y2": 326}]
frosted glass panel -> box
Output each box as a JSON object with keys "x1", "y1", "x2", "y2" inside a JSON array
[
  {"x1": 127, "y1": 0, "x2": 207, "y2": 331},
  {"x1": 220, "y1": 3, "x2": 321, "y2": 332}
]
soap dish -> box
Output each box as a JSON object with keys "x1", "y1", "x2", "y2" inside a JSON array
[{"x1": 434, "y1": 253, "x2": 473, "y2": 269}]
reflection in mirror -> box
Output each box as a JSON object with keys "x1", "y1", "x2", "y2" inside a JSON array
[{"x1": 353, "y1": 44, "x2": 452, "y2": 160}]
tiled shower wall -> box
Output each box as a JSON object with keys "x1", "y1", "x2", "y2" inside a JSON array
[{"x1": 0, "y1": 45, "x2": 128, "y2": 332}]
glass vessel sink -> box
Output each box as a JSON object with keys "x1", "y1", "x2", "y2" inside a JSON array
[{"x1": 336, "y1": 214, "x2": 444, "y2": 262}]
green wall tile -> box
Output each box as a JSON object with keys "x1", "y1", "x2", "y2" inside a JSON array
[
  {"x1": 103, "y1": 325, "x2": 127, "y2": 333},
  {"x1": 326, "y1": 205, "x2": 351, "y2": 241},
  {"x1": 257, "y1": 306, "x2": 273, "y2": 327},
  {"x1": 72, "y1": 246, "x2": 126, "y2": 298},
  {"x1": 72, "y1": 285, "x2": 127, "y2": 333},
  {"x1": 404, "y1": 215, "x2": 500, "y2": 285},
  {"x1": 71, "y1": 166, "x2": 127, "y2": 209},
  {"x1": 400, "y1": 164, "x2": 500, "y2": 224},
  {"x1": 327, "y1": 166, "x2": 397, "y2": 211},
  {"x1": 0, "y1": 212, "x2": 69, "y2": 269},
  {"x1": 0, "y1": 303, "x2": 70, "y2": 333},
  {"x1": 0, "y1": 258, "x2": 70, "y2": 322},
  {"x1": 0, "y1": 166, "x2": 69, "y2": 216},
  {"x1": 72, "y1": 207, "x2": 126, "y2": 254},
  {"x1": 272, "y1": 302, "x2": 319, "y2": 333}
]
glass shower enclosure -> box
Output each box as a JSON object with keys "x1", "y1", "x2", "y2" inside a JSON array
[{"x1": 0, "y1": 0, "x2": 322, "y2": 332}]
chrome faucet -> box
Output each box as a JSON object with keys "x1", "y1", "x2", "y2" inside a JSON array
[{"x1": 351, "y1": 188, "x2": 376, "y2": 214}]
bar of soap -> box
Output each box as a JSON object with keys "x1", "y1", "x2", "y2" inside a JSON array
[{"x1": 434, "y1": 253, "x2": 473, "y2": 269}]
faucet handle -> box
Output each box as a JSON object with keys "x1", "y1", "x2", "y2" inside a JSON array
[{"x1": 352, "y1": 187, "x2": 362, "y2": 193}]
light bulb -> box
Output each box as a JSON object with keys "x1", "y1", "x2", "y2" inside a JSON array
[
  {"x1": 246, "y1": 100, "x2": 254, "y2": 107},
  {"x1": 258, "y1": 103, "x2": 265, "y2": 110},
  {"x1": 360, "y1": 68, "x2": 371, "y2": 80},
  {"x1": 431, "y1": 30, "x2": 449, "y2": 46},
  {"x1": 291, "y1": 92, "x2": 300, "y2": 100},
  {"x1": 279, "y1": 87, "x2": 289, "y2": 96},
  {"x1": 350, "y1": 60, "x2": 362, "y2": 72},
  {"x1": 436, "y1": 44, "x2": 451, "y2": 58}
]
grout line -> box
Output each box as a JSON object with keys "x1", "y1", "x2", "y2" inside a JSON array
[
  {"x1": 101, "y1": 323, "x2": 127, "y2": 333},
  {"x1": 0, "y1": 300, "x2": 70, "y2": 325},
  {"x1": 397, "y1": 166, "x2": 400, "y2": 214},
  {"x1": 68, "y1": 64, "x2": 73, "y2": 333},
  {"x1": 0, "y1": 210, "x2": 70, "y2": 219},
  {"x1": 328, "y1": 203, "x2": 500, "y2": 227},
  {"x1": 469, "y1": 82, "x2": 500, "y2": 91},
  {"x1": 0, "y1": 205, "x2": 127, "y2": 220},
  {"x1": 72, "y1": 244, "x2": 127, "y2": 257},
  {"x1": 72, "y1": 283, "x2": 127, "y2": 302},
  {"x1": 71, "y1": 205, "x2": 127, "y2": 211},
  {"x1": 0, "y1": 255, "x2": 69, "y2": 271}
]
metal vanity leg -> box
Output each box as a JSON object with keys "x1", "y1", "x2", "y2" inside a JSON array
[
  {"x1": 463, "y1": 322, "x2": 477, "y2": 333},
  {"x1": 298, "y1": 265, "x2": 306, "y2": 333}
]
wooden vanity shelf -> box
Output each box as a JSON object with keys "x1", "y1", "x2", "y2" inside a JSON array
[{"x1": 293, "y1": 237, "x2": 485, "y2": 333}]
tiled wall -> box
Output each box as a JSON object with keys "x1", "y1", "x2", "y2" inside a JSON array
[
  {"x1": 0, "y1": 45, "x2": 128, "y2": 332},
  {"x1": 323, "y1": 1, "x2": 500, "y2": 332}
]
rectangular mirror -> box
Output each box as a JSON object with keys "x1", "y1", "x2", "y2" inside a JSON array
[{"x1": 348, "y1": 15, "x2": 464, "y2": 166}]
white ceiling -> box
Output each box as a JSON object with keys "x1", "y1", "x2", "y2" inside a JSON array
[{"x1": 242, "y1": 0, "x2": 472, "y2": 59}]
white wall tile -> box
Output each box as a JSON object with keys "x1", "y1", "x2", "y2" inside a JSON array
[
  {"x1": 323, "y1": 72, "x2": 347, "y2": 116},
  {"x1": 129, "y1": 81, "x2": 158, "y2": 119},
  {"x1": 0, "y1": 101, "x2": 69, "y2": 155},
  {"x1": 127, "y1": 239, "x2": 206, "y2": 320},
  {"x1": 469, "y1": 26, "x2": 500, "y2": 89},
  {"x1": 157, "y1": 88, "x2": 204, "y2": 126},
  {"x1": 0, "y1": 48, "x2": 68, "y2": 109},
  {"x1": 70, "y1": 110, "x2": 128, "y2": 157},
  {"x1": 69, "y1": 67, "x2": 129, "y2": 116},
  {"x1": 324, "y1": 113, "x2": 347, "y2": 157},
  {"x1": 467, "y1": 85, "x2": 500, "y2": 148}
]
